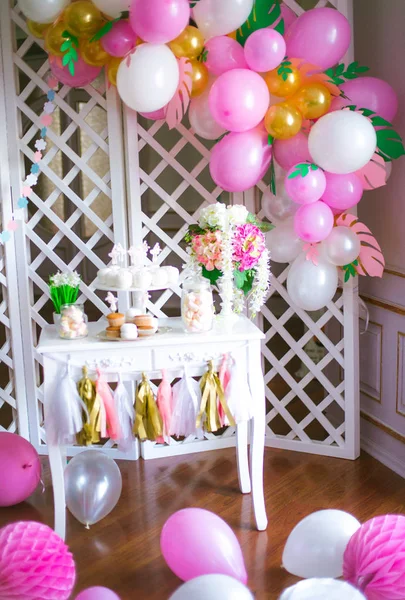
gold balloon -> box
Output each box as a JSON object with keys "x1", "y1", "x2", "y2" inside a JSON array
[
  {"x1": 264, "y1": 103, "x2": 303, "y2": 140},
  {"x1": 27, "y1": 20, "x2": 49, "y2": 39},
  {"x1": 264, "y1": 65, "x2": 302, "y2": 98},
  {"x1": 64, "y1": 1, "x2": 103, "y2": 39},
  {"x1": 80, "y1": 39, "x2": 110, "y2": 67},
  {"x1": 45, "y1": 22, "x2": 68, "y2": 56},
  {"x1": 169, "y1": 26, "x2": 205, "y2": 60},
  {"x1": 228, "y1": 31, "x2": 237, "y2": 40},
  {"x1": 189, "y1": 59, "x2": 209, "y2": 97},
  {"x1": 107, "y1": 57, "x2": 122, "y2": 86},
  {"x1": 291, "y1": 82, "x2": 332, "y2": 120}
]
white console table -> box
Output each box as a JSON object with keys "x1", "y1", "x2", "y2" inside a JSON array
[{"x1": 37, "y1": 316, "x2": 268, "y2": 540}]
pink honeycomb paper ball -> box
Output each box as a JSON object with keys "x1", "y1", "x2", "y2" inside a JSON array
[
  {"x1": 343, "y1": 514, "x2": 405, "y2": 600},
  {"x1": 0, "y1": 521, "x2": 76, "y2": 600}
]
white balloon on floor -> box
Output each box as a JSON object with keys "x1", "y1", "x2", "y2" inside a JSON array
[
  {"x1": 287, "y1": 255, "x2": 338, "y2": 312},
  {"x1": 282, "y1": 509, "x2": 361, "y2": 579},
  {"x1": 117, "y1": 44, "x2": 179, "y2": 113},
  {"x1": 279, "y1": 578, "x2": 366, "y2": 600},
  {"x1": 169, "y1": 575, "x2": 254, "y2": 600}
]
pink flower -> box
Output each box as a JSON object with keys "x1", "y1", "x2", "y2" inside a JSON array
[
  {"x1": 233, "y1": 224, "x2": 266, "y2": 271},
  {"x1": 192, "y1": 231, "x2": 223, "y2": 271}
]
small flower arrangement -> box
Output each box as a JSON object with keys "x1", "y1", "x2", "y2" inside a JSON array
[
  {"x1": 185, "y1": 204, "x2": 271, "y2": 317},
  {"x1": 49, "y1": 271, "x2": 81, "y2": 314}
]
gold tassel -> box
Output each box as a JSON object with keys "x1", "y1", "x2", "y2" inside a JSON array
[
  {"x1": 197, "y1": 361, "x2": 236, "y2": 432},
  {"x1": 77, "y1": 366, "x2": 101, "y2": 445},
  {"x1": 133, "y1": 373, "x2": 163, "y2": 441}
]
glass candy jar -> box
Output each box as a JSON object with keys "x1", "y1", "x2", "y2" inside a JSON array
[
  {"x1": 181, "y1": 276, "x2": 214, "y2": 334},
  {"x1": 58, "y1": 303, "x2": 88, "y2": 340}
]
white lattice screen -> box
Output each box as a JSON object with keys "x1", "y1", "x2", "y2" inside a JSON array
[{"x1": 0, "y1": 0, "x2": 359, "y2": 461}]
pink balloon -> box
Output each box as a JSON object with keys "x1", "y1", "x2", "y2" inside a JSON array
[
  {"x1": 209, "y1": 69, "x2": 270, "y2": 132},
  {"x1": 129, "y1": 0, "x2": 190, "y2": 44},
  {"x1": 322, "y1": 172, "x2": 363, "y2": 210},
  {"x1": 210, "y1": 126, "x2": 272, "y2": 192},
  {"x1": 344, "y1": 515, "x2": 405, "y2": 600},
  {"x1": 139, "y1": 108, "x2": 166, "y2": 120},
  {"x1": 49, "y1": 55, "x2": 101, "y2": 88},
  {"x1": 244, "y1": 29, "x2": 286, "y2": 73},
  {"x1": 285, "y1": 164, "x2": 326, "y2": 205},
  {"x1": 0, "y1": 432, "x2": 41, "y2": 506},
  {"x1": 101, "y1": 20, "x2": 136, "y2": 57},
  {"x1": 0, "y1": 521, "x2": 76, "y2": 599},
  {"x1": 280, "y1": 3, "x2": 298, "y2": 33},
  {"x1": 274, "y1": 133, "x2": 311, "y2": 171},
  {"x1": 161, "y1": 508, "x2": 247, "y2": 583},
  {"x1": 285, "y1": 7, "x2": 351, "y2": 70},
  {"x1": 294, "y1": 201, "x2": 334, "y2": 243},
  {"x1": 205, "y1": 36, "x2": 247, "y2": 76},
  {"x1": 330, "y1": 77, "x2": 399, "y2": 122},
  {"x1": 75, "y1": 587, "x2": 120, "y2": 600}
]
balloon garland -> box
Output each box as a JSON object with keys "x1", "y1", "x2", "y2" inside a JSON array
[{"x1": 19, "y1": 0, "x2": 405, "y2": 311}]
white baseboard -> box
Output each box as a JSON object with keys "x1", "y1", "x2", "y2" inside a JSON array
[{"x1": 361, "y1": 435, "x2": 405, "y2": 479}]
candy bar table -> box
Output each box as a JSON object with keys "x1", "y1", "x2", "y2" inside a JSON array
[{"x1": 37, "y1": 316, "x2": 267, "y2": 540}]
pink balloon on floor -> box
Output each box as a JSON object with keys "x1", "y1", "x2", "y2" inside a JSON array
[
  {"x1": 139, "y1": 108, "x2": 166, "y2": 120},
  {"x1": 0, "y1": 521, "x2": 76, "y2": 600},
  {"x1": 129, "y1": 0, "x2": 190, "y2": 44},
  {"x1": 285, "y1": 164, "x2": 326, "y2": 205},
  {"x1": 75, "y1": 587, "x2": 121, "y2": 600},
  {"x1": 209, "y1": 69, "x2": 270, "y2": 132},
  {"x1": 343, "y1": 515, "x2": 405, "y2": 600},
  {"x1": 285, "y1": 7, "x2": 351, "y2": 70},
  {"x1": 101, "y1": 20, "x2": 136, "y2": 57},
  {"x1": 322, "y1": 172, "x2": 363, "y2": 211},
  {"x1": 50, "y1": 55, "x2": 101, "y2": 88},
  {"x1": 244, "y1": 29, "x2": 286, "y2": 73},
  {"x1": 274, "y1": 133, "x2": 311, "y2": 171},
  {"x1": 210, "y1": 126, "x2": 272, "y2": 192},
  {"x1": 205, "y1": 36, "x2": 247, "y2": 76},
  {"x1": 0, "y1": 432, "x2": 41, "y2": 506},
  {"x1": 161, "y1": 508, "x2": 248, "y2": 583},
  {"x1": 294, "y1": 201, "x2": 334, "y2": 243},
  {"x1": 330, "y1": 77, "x2": 399, "y2": 122}
]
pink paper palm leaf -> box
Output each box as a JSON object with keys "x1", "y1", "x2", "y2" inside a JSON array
[
  {"x1": 337, "y1": 213, "x2": 385, "y2": 277},
  {"x1": 356, "y1": 153, "x2": 390, "y2": 190},
  {"x1": 165, "y1": 58, "x2": 193, "y2": 130}
]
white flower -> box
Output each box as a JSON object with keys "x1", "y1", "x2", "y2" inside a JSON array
[
  {"x1": 227, "y1": 205, "x2": 249, "y2": 225},
  {"x1": 44, "y1": 101, "x2": 55, "y2": 115},
  {"x1": 25, "y1": 173, "x2": 38, "y2": 186},
  {"x1": 249, "y1": 249, "x2": 271, "y2": 317},
  {"x1": 199, "y1": 203, "x2": 228, "y2": 231},
  {"x1": 49, "y1": 270, "x2": 80, "y2": 288},
  {"x1": 35, "y1": 139, "x2": 46, "y2": 151},
  {"x1": 67, "y1": 271, "x2": 81, "y2": 287}
]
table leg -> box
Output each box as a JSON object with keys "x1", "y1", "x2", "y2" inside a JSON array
[
  {"x1": 248, "y1": 341, "x2": 268, "y2": 531},
  {"x1": 236, "y1": 421, "x2": 251, "y2": 494},
  {"x1": 48, "y1": 443, "x2": 67, "y2": 541}
]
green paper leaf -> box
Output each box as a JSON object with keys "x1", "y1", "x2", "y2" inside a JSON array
[
  {"x1": 344, "y1": 269, "x2": 350, "y2": 283},
  {"x1": 68, "y1": 60, "x2": 75, "y2": 76},
  {"x1": 310, "y1": 163, "x2": 319, "y2": 171},
  {"x1": 268, "y1": 134, "x2": 274, "y2": 146},
  {"x1": 324, "y1": 61, "x2": 370, "y2": 86},
  {"x1": 258, "y1": 222, "x2": 274, "y2": 233},
  {"x1": 336, "y1": 63, "x2": 345, "y2": 75},
  {"x1": 371, "y1": 115, "x2": 392, "y2": 128},
  {"x1": 62, "y1": 53, "x2": 70, "y2": 66},
  {"x1": 236, "y1": 0, "x2": 285, "y2": 47},
  {"x1": 60, "y1": 40, "x2": 71, "y2": 52},
  {"x1": 377, "y1": 128, "x2": 405, "y2": 160},
  {"x1": 202, "y1": 266, "x2": 222, "y2": 285},
  {"x1": 287, "y1": 162, "x2": 313, "y2": 179},
  {"x1": 269, "y1": 154, "x2": 276, "y2": 196},
  {"x1": 70, "y1": 46, "x2": 78, "y2": 61},
  {"x1": 247, "y1": 213, "x2": 256, "y2": 224},
  {"x1": 90, "y1": 18, "x2": 117, "y2": 42},
  {"x1": 234, "y1": 269, "x2": 247, "y2": 290}
]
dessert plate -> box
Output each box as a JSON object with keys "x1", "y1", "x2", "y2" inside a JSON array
[{"x1": 96, "y1": 327, "x2": 172, "y2": 342}]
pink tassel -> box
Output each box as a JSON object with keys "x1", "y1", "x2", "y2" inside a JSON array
[
  {"x1": 218, "y1": 355, "x2": 232, "y2": 427},
  {"x1": 96, "y1": 368, "x2": 121, "y2": 440},
  {"x1": 156, "y1": 369, "x2": 173, "y2": 445}
]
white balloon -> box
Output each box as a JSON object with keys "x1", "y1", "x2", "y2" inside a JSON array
[
  {"x1": 189, "y1": 87, "x2": 226, "y2": 140},
  {"x1": 282, "y1": 509, "x2": 361, "y2": 579},
  {"x1": 92, "y1": 0, "x2": 130, "y2": 18},
  {"x1": 262, "y1": 163, "x2": 298, "y2": 223},
  {"x1": 287, "y1": 254, "x2": 339, "y2": 312},
  {"x1": 322, "y1": 226, "x2": 361, "y2": 266},
  {"x1": 169, "y1": 575, "x2": 254, "y2": 600},
  {"x1": 18, "y1": 0, "x2": 70, "y2": 23},
  {"x1": 308, "y1": 111, "x2": 377, "y2": 174},
  {"x1": 193, "y1": 0, "x2": 254, "y2": 40},
  {"x1": 266, "y1": 219, "x2": 304, "y2": 263},
  {"x1": 117, "y1": 44, "x2": 179, "y2": 113},
  {"x1": 280, "y1": 578, "x2": 366, "y2": 600}
]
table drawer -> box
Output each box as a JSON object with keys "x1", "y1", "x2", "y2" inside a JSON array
[{"x1": 153, "y1": 342, "x2": 248, "y2": 371}]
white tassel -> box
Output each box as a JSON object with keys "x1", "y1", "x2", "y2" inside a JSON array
[
  {"x1": 225, "y1": 357, "x2": 254, "y2": 424},
  {"x1": 114, "y1": 375, "x2": 135, "y2": 452},
  {"x1": 45, "y1": 362, "x2": 88, "y2": 446},
  {"x1": 171, "y1": 366, "x2": 203, "y2": 438}
]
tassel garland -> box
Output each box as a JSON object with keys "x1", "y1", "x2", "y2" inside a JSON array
[
  {"x1": 114, "y1": 375, "x2": 135, "y2": 452},
  {"x1": 222, "y1": 355, "x2": 254, "y2": 424},
  {"x1": 77, "y1": 366, "x2": 101, "y2": 446},
  {"x1": 134, "y1": 373, "x2": 163, "y2": 442},
  {"x1": 171, "y1": 365, "x2": 203, "y2": 439},
  {"x1": 96, "y1": 368, "x2": 121, "y2": 440},
  {"x1": 197, "y1": 360, "x2": 235, "y2": 433},
  {"x1": 156, "y1": 369, "x2": 173, "y2": 445}
]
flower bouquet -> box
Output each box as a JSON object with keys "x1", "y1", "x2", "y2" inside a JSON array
[
  {"x1": 185, "y1": 204, "x2": 271, "y2": 317},
  {"x1": 49, "y1": 271, "x2": 81, "y2": 315}
]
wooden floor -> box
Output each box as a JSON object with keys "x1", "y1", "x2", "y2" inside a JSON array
[{"x1": 1, "y1": 447, "x2": 404, "y2": 600}]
